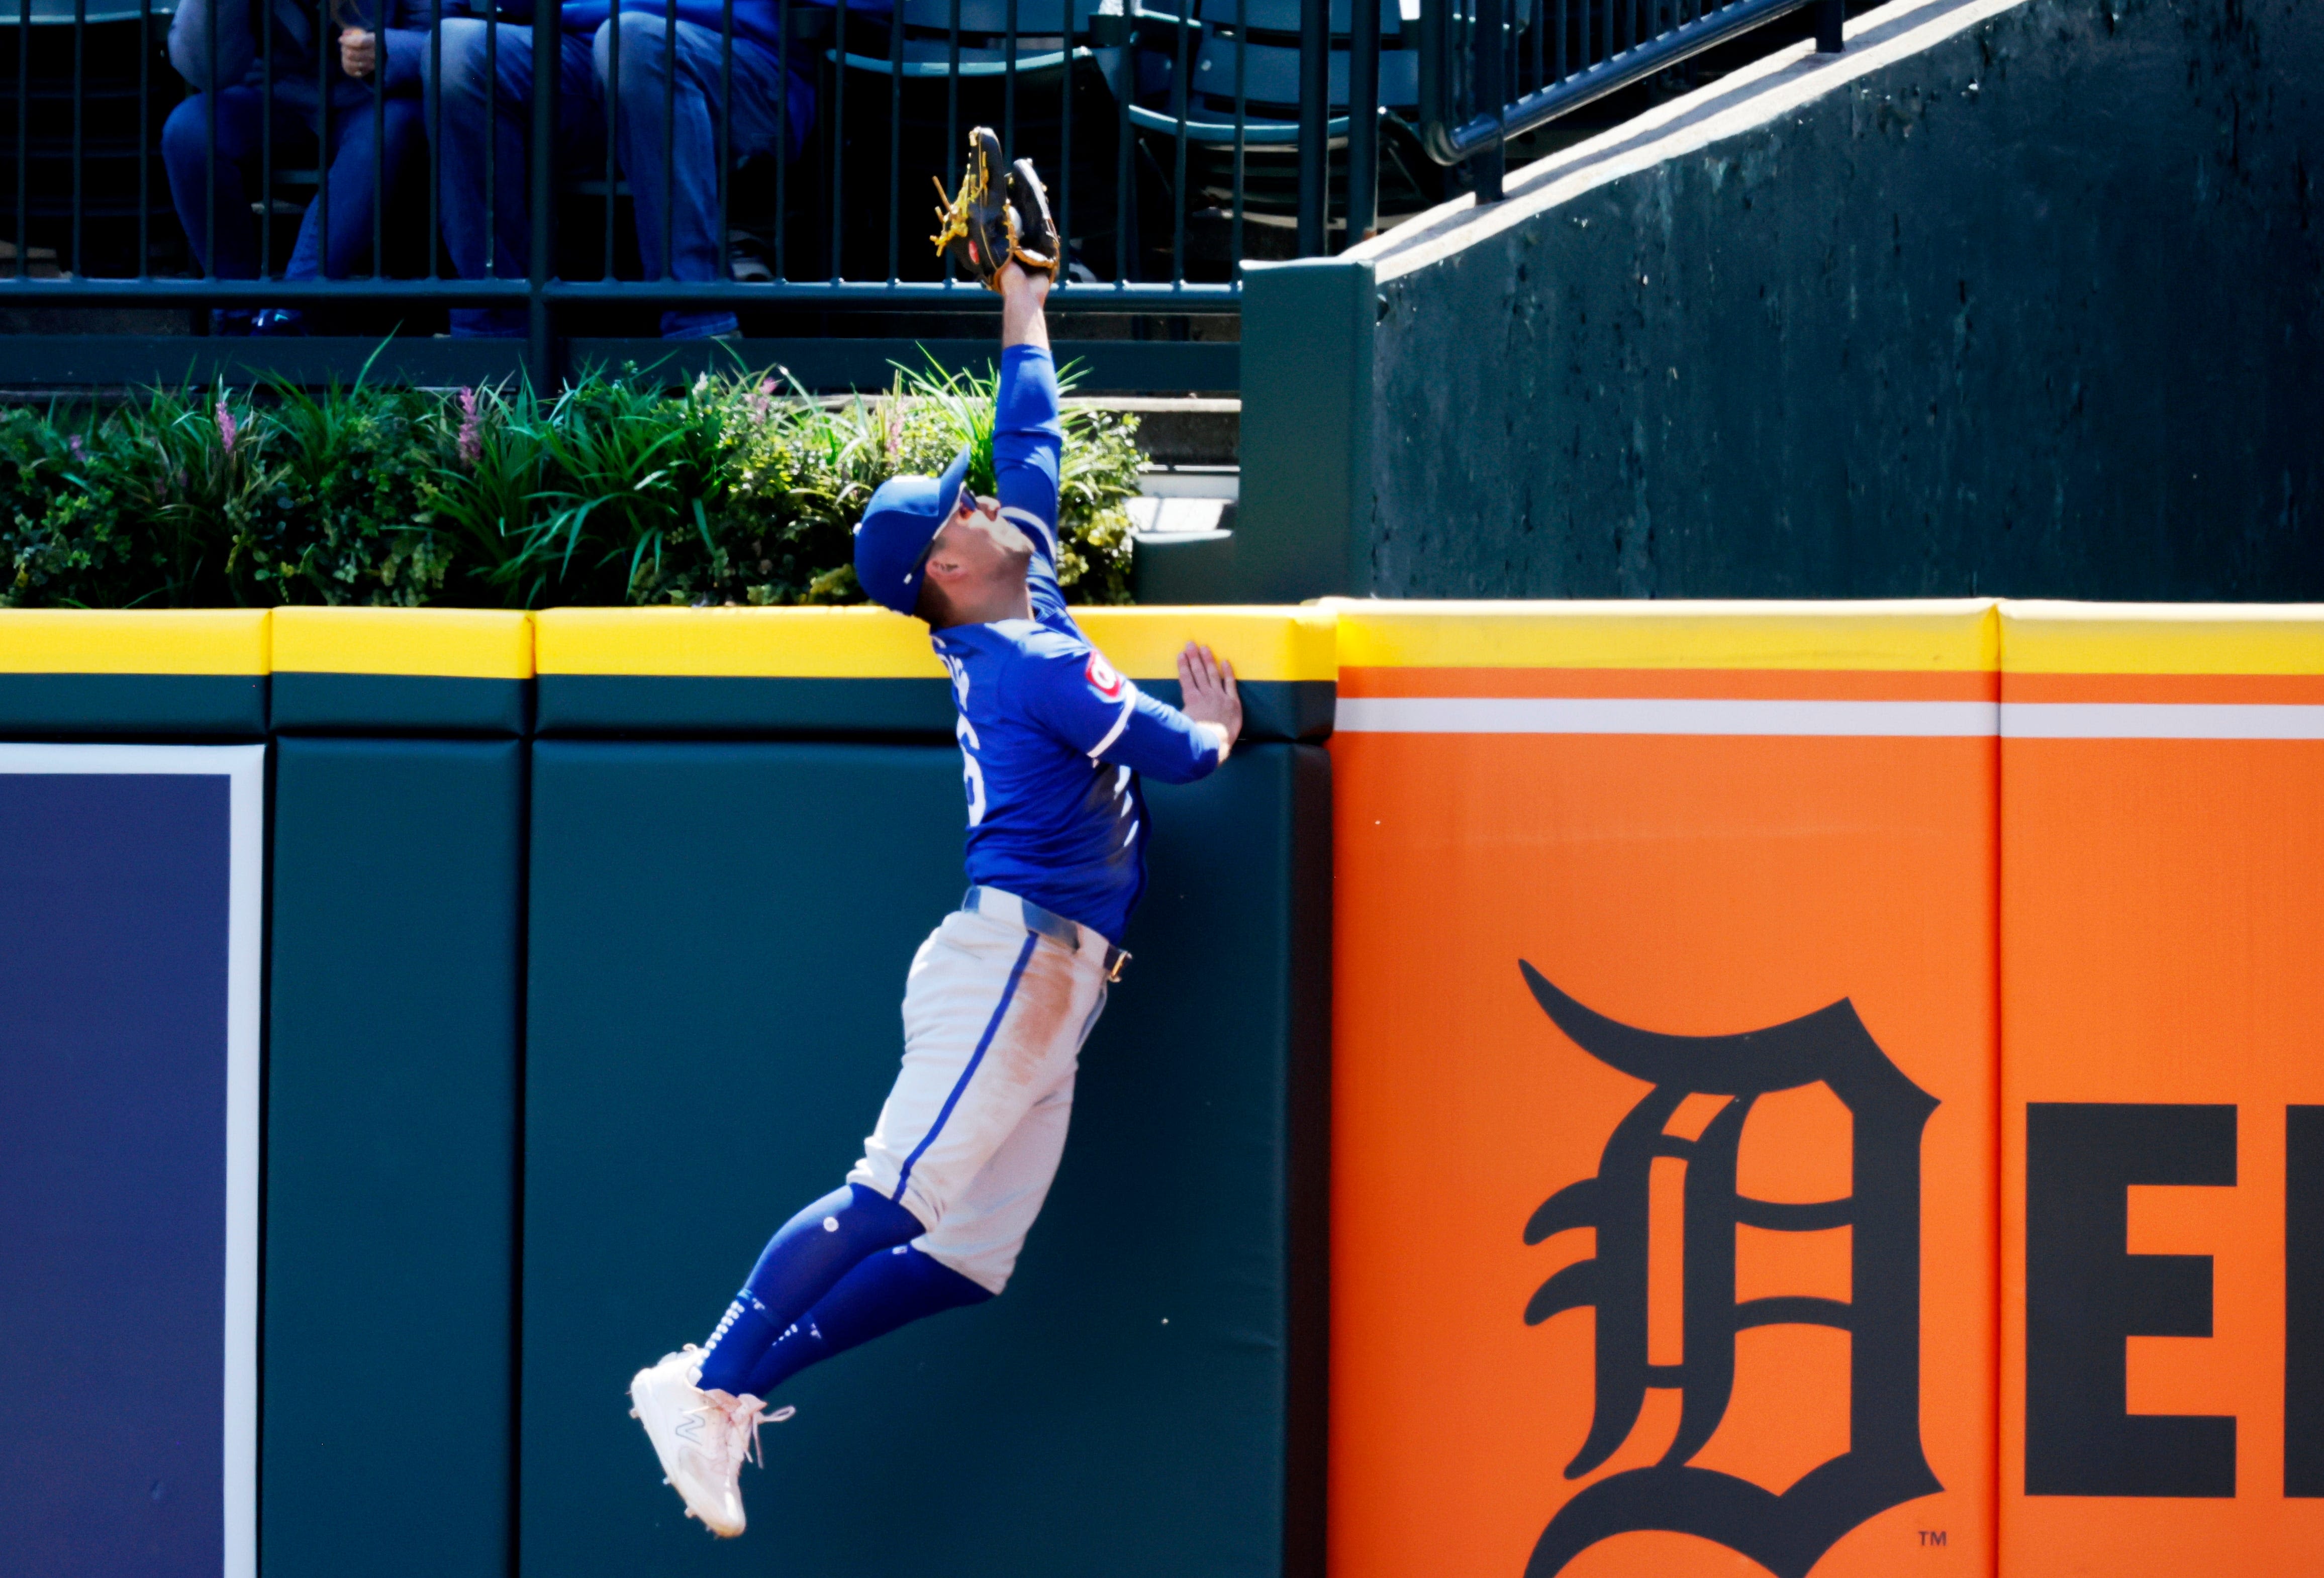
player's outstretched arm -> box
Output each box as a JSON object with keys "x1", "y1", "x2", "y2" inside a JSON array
[
  {"x1": 1000, "y1": 262, "x2": 1050, "y2": 353},
  {"x1": 1024, "y1": 640, "x2": 1239, "y2": 782},
  {"x1": 991, "y1": 259, "x2": 1063, "y2": 584}
]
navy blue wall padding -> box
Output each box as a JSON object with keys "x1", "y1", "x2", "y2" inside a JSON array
[
  {"x1": 521, "y1": 739, "x2": 1327, "y2": 1577},
  {"x1": 0, "y1": 772, "x2": 233, "y2": 1573},
  {"x1": 264, "y1": 738, "x2": 525, "y2": 1578}
]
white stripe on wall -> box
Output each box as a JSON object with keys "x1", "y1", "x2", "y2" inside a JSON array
[
  {"x1": 1333, "y1": 696, "x2": 2324, "y2": 741},
  {"x1": 2000, "y1": 703, "x2": 2324, "y2": 739},
  {"x1": 1332, "y1": 697, "x2": 2000, "y2": 736}
]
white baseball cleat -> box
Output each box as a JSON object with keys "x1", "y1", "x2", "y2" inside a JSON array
[{"x1": 627, "y1": 1345, "x2": 795, "y2": 1538}]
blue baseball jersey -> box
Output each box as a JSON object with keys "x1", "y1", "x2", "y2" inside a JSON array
[{"x1": 930, "y1": 345, "x2": 1224, "y2": 946}]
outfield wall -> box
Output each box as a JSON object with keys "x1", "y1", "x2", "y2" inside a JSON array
[
  {"x1": 6, "y1": 602, "x2": 2324, "y2": 1578},
  {"x1": 0, "y1": 606, "x2": 1331, "y2": 1578}
]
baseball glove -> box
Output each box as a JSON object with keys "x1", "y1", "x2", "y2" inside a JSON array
[{"x1": 929, "y1": 126, "x2": 1060, "y2": 290}]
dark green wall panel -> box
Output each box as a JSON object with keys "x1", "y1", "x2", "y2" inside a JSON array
[
  {"x1": 1238, "y1": 258, "x2": 1377, "y2": 604},
  {"x1": 270, "y1": 673, "x2": 531, "y2": 735},
  {"x1": 1135, "y1": 678, "x2": 1336, "y2": 743},
  {"x1": 265, "y1": 738, "x2": 524, "y2": 1578},
  {"x1": 535, "y1": 676, "x2": 955, "y2": 737},
  {"x1": 535, "y1": 674, "x2": 1332, "y2": 744},
  {"x1": 521, "y1": 740, "x2": 1325, "y2": 1577},
  {"x1": 0, "y1": 673, "x2": 266, "y2": 736}
]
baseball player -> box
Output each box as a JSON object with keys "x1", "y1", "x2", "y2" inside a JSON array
[{"x1": 626, "y1": 131, "x2": 1243, "y2": 1538}]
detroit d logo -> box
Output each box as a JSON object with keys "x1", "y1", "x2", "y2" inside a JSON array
[{"x1": 1518, "y1": 963, "x2": 1941, "y2": 1578}]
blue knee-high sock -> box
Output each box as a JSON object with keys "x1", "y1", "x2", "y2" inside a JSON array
[
  {"x1": 739, "y1": 1244, "x2": 993, "y2": 1400},
  {"x1": 695, "y1": 1182, "x2": 923, "y2": 1396}
]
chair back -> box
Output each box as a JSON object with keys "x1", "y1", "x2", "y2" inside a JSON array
[
  {"x1": 1192, "y1": 0, "x2": 1402, "y2": 38},
  {"x1": 1189, "y1": 29, "x2": 1418, "y2": 112},
  {"x1": 897, "y1": 0, "x2": 1088, "y2": 33}
]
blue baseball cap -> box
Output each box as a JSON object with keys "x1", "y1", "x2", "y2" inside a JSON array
[{"x1": 853, "y1": 446, "x2": 975, "y2": 616}]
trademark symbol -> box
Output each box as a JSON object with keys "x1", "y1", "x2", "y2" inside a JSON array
[{"x1": 1917, "y1": 1530, "x2": 1948, "y2": 1548}]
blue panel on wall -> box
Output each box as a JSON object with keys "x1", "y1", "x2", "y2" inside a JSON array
[{"x1": 0, "y1": 749, "x2": 262, "y2": 1578}]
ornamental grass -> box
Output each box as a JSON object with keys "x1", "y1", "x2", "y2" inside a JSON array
[{"x1": 0, "y1": 352, "x2": 1143, "y2": 610}]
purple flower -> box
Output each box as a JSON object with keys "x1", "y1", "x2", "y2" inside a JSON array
[
  {"x1": 456, "y1": 387, "x2": 482, "y2": 468},
  {"x1": 66, "y1": 434, "x2": 83, "y2": 461},
  {"x1": 215, "y1": 398, "x2": 238, "y2": 453}
]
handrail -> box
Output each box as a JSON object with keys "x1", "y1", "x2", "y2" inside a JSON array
[{"x1": 1418, "y1": 0, "x2": 1844, "y2": 196}]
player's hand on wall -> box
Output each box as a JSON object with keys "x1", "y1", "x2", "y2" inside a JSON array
[{"x1": 1178, "y1": 642, "x2": 1242, "y2": 756}]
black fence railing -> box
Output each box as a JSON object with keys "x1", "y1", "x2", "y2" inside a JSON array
[
  {"x1": 0, "y1": 0, "x2": 1835, "y2": 385},
  {"x1": 1419, "y1": 0, "x2": 1844, "y2": 199}
]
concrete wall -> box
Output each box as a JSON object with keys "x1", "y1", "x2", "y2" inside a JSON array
[{"x1": 1246, "y1": 0, "x2": 2324, "y2": 600}]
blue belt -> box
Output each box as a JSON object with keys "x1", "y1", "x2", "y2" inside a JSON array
[{"x1": 961, "y1": 885, "x2": 1130, "y2": 982}]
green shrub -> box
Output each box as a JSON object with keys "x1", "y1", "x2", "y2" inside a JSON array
[
  {"x1": 0, "y1": 402, "x2": 146, "y2": 608},
  {"x1": 422, "y1": 380, "x2": 555, "y2": 604},
  {"x1": 238, "y1": 376, "x2": 453, "y2": 607},
  {"x1": 0, "y1": 351, "x2": 1148, "y2": 611}
]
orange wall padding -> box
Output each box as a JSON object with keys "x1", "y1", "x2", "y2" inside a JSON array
[
  {"x1": 1327, "y1": 600, "x2": 2324, "y2": 1578},
  {"x1": 1998, "y1": 604, "x2": 2324, "y2": 1575}
]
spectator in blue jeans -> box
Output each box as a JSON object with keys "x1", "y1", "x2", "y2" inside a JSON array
[
  {"x1": 164, "y1": 0, "x2": 428, "y2": 334},
  {"x1": 427, "y1": 0, "x2": 812, "y2": 339}
]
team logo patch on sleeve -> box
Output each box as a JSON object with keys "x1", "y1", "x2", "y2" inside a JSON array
[{"x1": 1085, "y1": 655, "x2": 1126, "y2": 701}]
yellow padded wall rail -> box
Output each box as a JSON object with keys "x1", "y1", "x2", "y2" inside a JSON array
[
  {"x1": 533, "y1": 607, "x2": 945, "y2": 678},
  {"x1": 0, "y1": 609, "x2": 271, "y2": 674},
  {"x1": 1072, "y1": 607, "x2": 1338, "y2": 681},
  {"x1": 0, "y1": 607, "x2": 1337, "y2": 683},
  {"x1": 1327, "y1": 598, "x2": 2001, "y2": 672},
  {"x1": 271, "y1": 608, "x2": 534, "y2": 679},
  {"x1": 532, "y1": 605, "x2": 1337, "y2": 682},
  {"x1": 19, "y1": 602, "x2": 2324, "y2": 688},
  {"x1": 1999, "y1": 601, "x2": 2324, "y2": 674}
]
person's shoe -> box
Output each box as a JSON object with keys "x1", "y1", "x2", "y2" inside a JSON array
[
  {"x1": 251, "y1": 307, "x2": 306, "y2": 336},
  {"x1": 628, "y1": 1345, "x2": 793, "y2": 1537},
  {"x1": 209, "y1": 308, "x2": 256, "y2": 336}
]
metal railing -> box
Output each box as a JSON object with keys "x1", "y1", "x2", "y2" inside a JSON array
[
  {"x1": 1418, "y1": 0, "x2": 1844, "y2": 199},
  {"x1": 0, "y1": 0, "x2": 1833, "y2": 383}
]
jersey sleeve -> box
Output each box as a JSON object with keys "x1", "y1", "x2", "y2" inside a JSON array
[
  {"x1": 1018, "y1": 643, "x2": 1226, "y2": 786},
  {"x1": 994, "y1": 344, "x2": 1069, "y2": 624},
  {"x1": 1099, "y1": 687, "x2": 1228, "y2": 784}
]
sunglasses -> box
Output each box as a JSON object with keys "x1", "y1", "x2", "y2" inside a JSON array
[{"x1": 910, "y1": 485, "x2": 978, "y2": 579}]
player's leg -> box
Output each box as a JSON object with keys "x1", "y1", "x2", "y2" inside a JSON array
[
  {"x1": 736, "y1": 1069, "x2": 1083, "y2": 1399},
  {"x1": 628, "y1": 1180, "x2": 922, "y2": 1537},
  {"x1": 849, "y1": 906, "x2": 1105, "y2": 1230},
  {"x1": 691, "y1": 1180, "x2": 924, "y2": 1396},
  {"x1": 633, "y1": 904, "x2": 1101, "y2": 1534},
  {"x1": 686, "y1": 907, "x2": 1090, "y2": 1392},
  {"x1": 736, "y1": 1245, "x2": 993, "y2": 1399}
]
